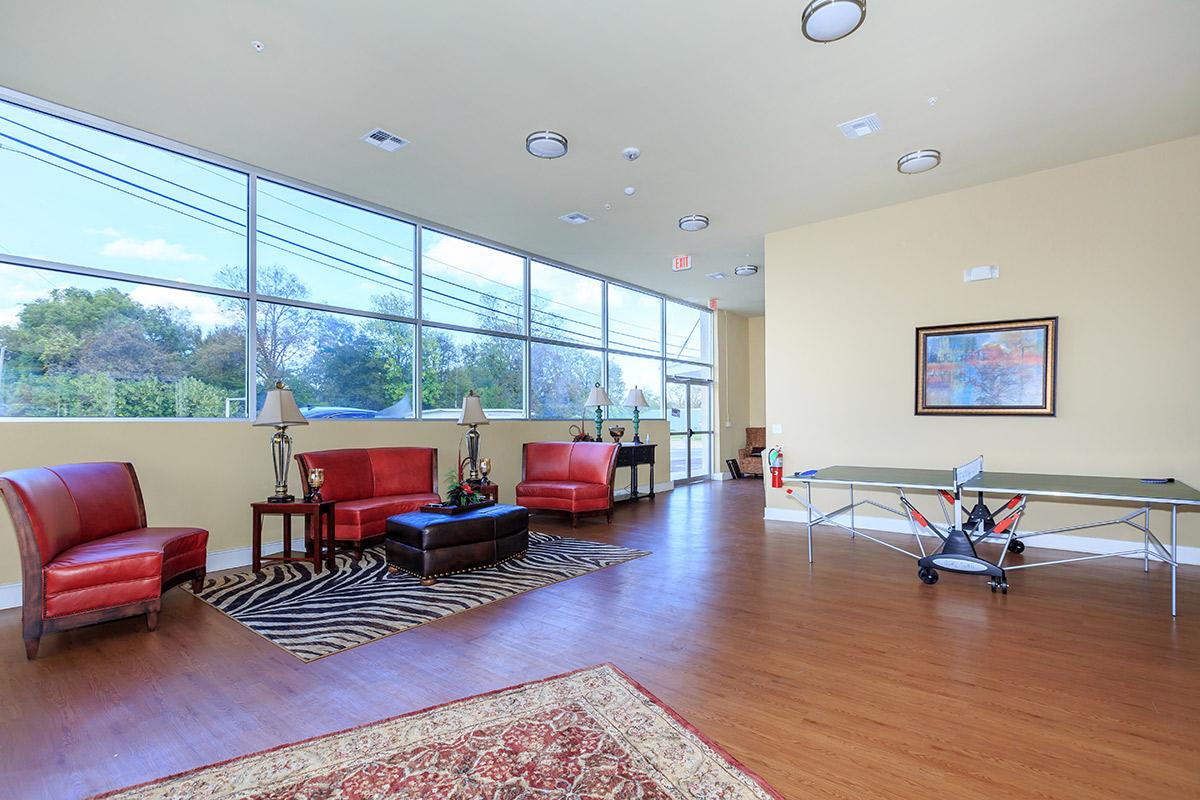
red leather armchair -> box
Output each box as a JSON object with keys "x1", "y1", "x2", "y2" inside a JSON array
[
  {"x1": 295, "y1": 447, "x2": 440, "y2": 558},
  {"x1": 516, "y1": 441, "x2": 620, "y2": 527},
  {"x1": 0, "y1": 462, "x2": 208, "y2": 659}
]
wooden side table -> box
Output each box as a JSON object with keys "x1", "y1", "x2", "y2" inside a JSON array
[
  {"x1": 251, "y1": 500, "x2": 336, "y2": 574},
  {"x1": 467, "y1": 480, "x2": 499, "y2": 502},
  {"x1": 616, "y1": 442, "x2": 657, "y2": 502}
]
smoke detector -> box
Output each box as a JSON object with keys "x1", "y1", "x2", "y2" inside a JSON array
[
  {"x1": 837, "y1": 113, "x2": 882, "y2": 139},
  {"x1": 250, "y1": 40, "x2": 266, "y2": 53},
  {"x1": 559, "y1": 212, "x2": 592, "y2": 225},
  {"x1": 622, "y1": 147, "x2": 641, "y2": 161},
  {"x1": 360, "y1": 128, "x2": 409, "y2": 152}
]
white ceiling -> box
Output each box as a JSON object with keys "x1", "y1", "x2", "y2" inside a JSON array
[{"x1": 1, "y1": 1, "x2": 1197, "y2": 314}]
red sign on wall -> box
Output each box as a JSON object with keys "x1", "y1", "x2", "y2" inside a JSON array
[{"x1": 672, "y1": 255, "x2": 691, "y2": 272}]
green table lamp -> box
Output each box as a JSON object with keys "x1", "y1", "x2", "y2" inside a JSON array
[
  {"x1": 585, "y1": 382, "x2": 611, "y2": 441},
  {"x1": 623, "y1": 386, "x2": 648, "y2": 443}
]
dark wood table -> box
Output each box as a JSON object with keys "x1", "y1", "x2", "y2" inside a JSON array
[
  {"x1": 616, "y1": 442, "x2": 657, "y2": 502},
  {"x1": 466, "y1": 480, "x2": 499, "y2": 502},
  {"x1": 250, "y1": 499, "x2": 336, "y2": 573}
]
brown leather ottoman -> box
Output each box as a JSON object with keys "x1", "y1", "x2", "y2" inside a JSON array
[{"x1": 384, "y1": 504, "x2": 529, "y2": 585}]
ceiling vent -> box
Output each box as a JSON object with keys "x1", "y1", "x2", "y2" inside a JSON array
[
  {"x1": 706, "y1": 271, "x2": 728, "y2": 280},
  {"x1": 837, "y1": 113, "x2": 882, "y2": 139},
  {"x1": 360, "y1": 128, "x2": 410, "y2": 152},
  {"x1": 559, "y1": 212, "x2": 592, "y2": 225}
]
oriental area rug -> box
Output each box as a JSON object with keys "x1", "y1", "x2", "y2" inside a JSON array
[
  {"x1": 188, "y1": 532, "x2": 649, "y2": 662},
  {"x1": 92, "y1": 664, "x2": 782, "y2": 800}
]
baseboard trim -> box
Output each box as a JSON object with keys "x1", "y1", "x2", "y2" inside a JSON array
[
  {"x1": 763, "y1": 507, "x2": 1200, "y2": 566},
  {"x1": 0, "y1": 540, "x2": 287, "y2": 611}
]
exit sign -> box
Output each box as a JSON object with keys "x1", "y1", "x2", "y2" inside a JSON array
[{"x1": 672, "y1": 255, "x2": 691, "y2": 272}]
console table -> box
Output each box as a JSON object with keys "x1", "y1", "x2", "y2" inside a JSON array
[{"x1": 617, "y1": 442, "x2": 657, "y2": 502}]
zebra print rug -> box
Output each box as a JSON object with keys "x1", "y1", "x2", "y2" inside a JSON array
[{"x1": 188, "y1": 532, "x2": 649, "y2": 662}]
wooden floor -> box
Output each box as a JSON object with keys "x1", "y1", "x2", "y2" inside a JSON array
[{"x1": 0, "y1": 480, "x2": 1197, "y2": 799}]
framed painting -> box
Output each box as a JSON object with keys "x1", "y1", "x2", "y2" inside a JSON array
[{"x1": 915, "y1": 317, "x2": 1058, "y2": 416}]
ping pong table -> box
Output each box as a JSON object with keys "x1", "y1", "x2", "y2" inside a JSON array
[{"x1": 783, "y1": 463, "x2": 1200, "y2": 615}]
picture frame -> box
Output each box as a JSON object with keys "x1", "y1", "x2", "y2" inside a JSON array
[{"x1": 915, "y1": 317, "x2": 1058, "y2": 416}]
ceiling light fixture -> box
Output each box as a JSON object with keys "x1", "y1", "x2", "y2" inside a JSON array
[
  {"x1": 733, "y1": 264, "x2": 759, "y2": 277},
  {"x1": 526, "y1": 131, "x2": 568, "y2": 159},
  {"x1": 679, "y1": 214, "x2": 710, "y2": 232},
  {"x1": 897, "y1": 149, "x2": 942, "y2": 174},
  {"x1": 801, "y1": 0, "x2": 867, "y2": 43}
]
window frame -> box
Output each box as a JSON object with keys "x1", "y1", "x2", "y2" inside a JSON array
[{"x1": 0, "y1": 86, "x2": 712, "y2": 423}]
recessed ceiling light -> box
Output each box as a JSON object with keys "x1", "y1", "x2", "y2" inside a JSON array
[
  {"x1": 897, "y1": 149, "x2": 942, "y2": 174},
  {"x1": 706, "y1": 271, "x2": 728, "y2": 280},
  {"x1": 559, "y1": 212, "x2": 591, "y2": 224},
  {"x1": 802, "y1": 0, "x2": 867, "y2": 43},
  {"x1": 679, "y1": 214, "x2": 710, "y2": 232},
  {"x1": 526, "y1": 131, "x2": 568, "y2": 159},
  {"x1": 733, "y1": 264, "x2": 759, "y2": 277}
]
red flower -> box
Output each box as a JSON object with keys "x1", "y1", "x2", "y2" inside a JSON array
[{"x1": 463, "y1": 485, "x2": 474, "y2": 495}]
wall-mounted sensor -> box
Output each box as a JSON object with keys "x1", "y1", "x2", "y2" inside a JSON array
[
  {"x1": 964, "y1": 265, "x2": 999, "y2": 283},
  {"x1": 622, "y1": 147, "x2": 641, "y2": 161}
]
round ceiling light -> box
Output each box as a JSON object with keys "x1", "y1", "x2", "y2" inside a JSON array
[
  {"x1": 526, "y1": 131, "x2": 568, "y2": 159},
  {"x1": 733, "y1": 264, "x2": 759, "y2": 277},
  {"x1": 802, "y1": 0, "x2": 867, "y2": 43},
  {"x1": 678, "y1": 214, "x2": 710, "y2": 232},
  {"x1": 897, "y1": 149, "x2": 942, "y2": 174}
]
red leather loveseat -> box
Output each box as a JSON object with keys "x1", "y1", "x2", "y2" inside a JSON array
[
  {"x1": 0, "y1": 462, "x2": 208, "y2": 659},
  {"x1": 516, "y1": 441, "x2": 620, "y2": 526},
  {"x1": 295, "y1": 447, "x2": 440, "y2": 558}
]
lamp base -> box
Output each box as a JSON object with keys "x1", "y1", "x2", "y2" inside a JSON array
[
  {"x1": 632, "y1": 435, "x2": 642, "y2": 444},
  {"x1": 267, "y1": 494, "x2": 295, "y2": 504}
]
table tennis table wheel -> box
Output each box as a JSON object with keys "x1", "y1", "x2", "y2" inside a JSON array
[
  {"x1": 918, "y1": 566, "x2": 939, "y2": 585},
  {"x1": 1007, "y1": 539, "x2": 1025, "y2": 554},
  {"x1": 989, "y1": 579, "x2": 1009, "y2": 594}
]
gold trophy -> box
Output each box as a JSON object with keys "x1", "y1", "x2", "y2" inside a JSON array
[{"x1": 306, "y1": 468, "x2": 325, "y2": 503}]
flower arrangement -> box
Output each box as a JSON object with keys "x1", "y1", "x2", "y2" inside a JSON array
[{"x1": 444, "y1": 472, "x2": 486, "y2": 508}]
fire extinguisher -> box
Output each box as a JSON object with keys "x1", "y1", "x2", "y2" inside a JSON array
[{"x1": 767, "y1": 446, "x2": 784, "y2": 489}]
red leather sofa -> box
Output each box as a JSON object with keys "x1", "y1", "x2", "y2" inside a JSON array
[
  {"x1": 295, "y1": 447, "x2": 440, "y2": 557},
  {"x1": 0, "y1": 462, "x2": 208, "y2": 659},
  {"x1": 516, "y1": 441, "x2": 620, "y2": 526}
]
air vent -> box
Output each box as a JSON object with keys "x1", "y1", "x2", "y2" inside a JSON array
[
  {"x1": 837, "y1": 113, "x2": 882, "y2": 139},
  {"x1": 360, "y1": 128, "x2": 410, "y2": 152},
  {"x1": 559, "y1": 212, "x2": 592, "y2": 225},
  {"x1": 706, "y1": 271, "x2": 728, "y2": 280}
]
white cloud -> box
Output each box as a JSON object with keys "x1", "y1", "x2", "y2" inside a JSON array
[
  {"x1": 101, "y1": 237, "x2": 206, "y2": 263},
  {"x1": 128, "y1": 285, "x2": 228, "y2": 330}
]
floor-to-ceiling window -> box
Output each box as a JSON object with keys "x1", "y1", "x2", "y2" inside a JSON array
[{"x1": 0, "y1": 90, "x2": 712, "y2": 438}]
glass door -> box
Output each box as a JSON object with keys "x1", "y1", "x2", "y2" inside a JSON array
[{"x1": 668, "y1": 378, "x2": 713, "y2": 483}]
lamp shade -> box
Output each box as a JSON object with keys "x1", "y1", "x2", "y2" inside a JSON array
[
  {"x1": 458, "y1": 390, "x2": 489, "y2": 425},
  {"x1": 585, "y1": 383, "x2": 612, "y2": 407},
  {"x1": 254, "y1": 382, "x2": 308, "y2": 427},
  {"x1": 623, "y1": 386, "x2": 648, "y2": 408}
]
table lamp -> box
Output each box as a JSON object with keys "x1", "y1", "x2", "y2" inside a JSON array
[
  {"x1": 623, "y1": 386, "x2": 648, "y2": 443},
  {"x1": 458, "y1": 389, "x2": 489, "y2": 482},
  {"x1": 254, "y1": 381, "x2": 309, "y2": 503},
  {"x1": 585, "y1": 382, "x2": 611, "y2": 442}
]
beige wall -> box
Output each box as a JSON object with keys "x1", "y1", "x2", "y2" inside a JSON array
[
  {"x1": 0, "y1": 418, "x2": 670, "y2": 585},
  {"x1": 763, "y1": 136, "x2": 1200, "y2": 547},
  {"x1": 747, "y1": 316, "x2": 765, "y2": 427}
]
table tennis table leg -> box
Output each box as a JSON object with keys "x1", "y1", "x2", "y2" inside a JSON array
[
  {"x1": 806, "y1": 481, "x2": 814, "y2": 563},
  {"x1": 1171, "y1": 504, "x2": 1177, "y2": 617},
  {"x1": 850, "y1": 485, "x2": 856, "y2": 539}
]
